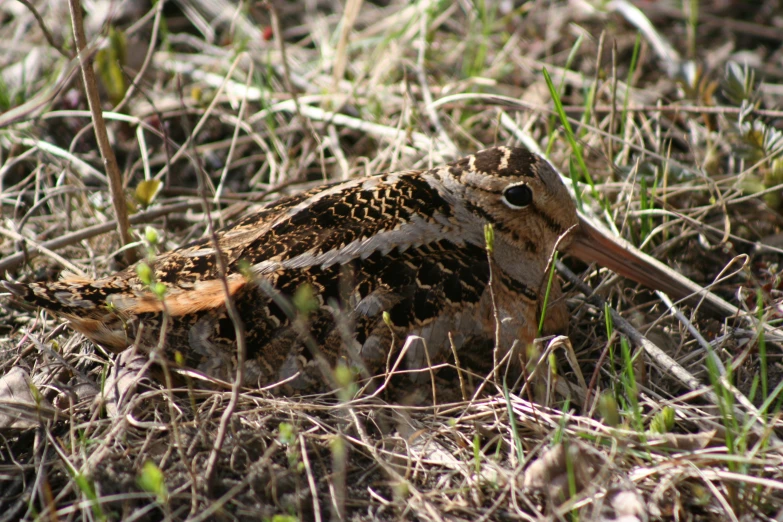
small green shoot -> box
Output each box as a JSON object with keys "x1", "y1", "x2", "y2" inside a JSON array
[
  {"x1": 722, "y1": 61, "x2": 756, "y2": 106},
  {"x1": 581, "y1": 76, "x2": 597, "y2": 138},
  {"x1": 277, "y1": 422, "x2": 304, "y2": 472},
  {"x1": 619, "y1": 33, "x2": 642, "y2": 141},
  {"x1": 277, "y1": 422, "x2": 296, "y2": 445},
  {"x1": 95, "y1": 26, "x2": 128, "y2": 106},
  {"x1": 99, "y1": 362, "x2": 109, "y2": 416},
  {"x1": 537, "y1": 251, "x2": 559, "y2": 335},
  {"x1": 293, "y1": 284, "x2": 319, "y2": 316},
  {"x1": 553, "y1": 397, "x2": 570, "y2": 445},
  {"x1": 269, "y1": 515, "x2": 299, "y2": 522},
  {"x1": 334, "y1": 364, "x2": 358, "y2": 402},
  {"x1": 598, "y1": 393, "x2": 620, "y2": 428},
  {"x1": 502, "y1": 383, "x2": 525, "y2": 463},
  {"x1": 135, "y1": 179, "x2": 162, "y2": 208},
  {"x1": 152, "y1": 282, "x2": 167, "y2": 299},
  {"x1": 238, "y1": 259, "x2": 253, "y2": 281},
  {"x1": 137, "y1": 460, "x2": 169, "y2": 504},
  {"x1": 0, "y1": 73, "x2": 23, "y2": 112},
  {"x1": 484, "y1": 223, "x2": 495, "y2": 254},
  {"x1": 649, "y1": 406, "x2": 675, "y2": 434},
  {"x1": 705, "y1": 349, "x2": 741, "y2": 471},
  {"x1": 639, "y1": 177, "x2": 652, "y2": 247},
  {"x1": 546, "y1": 35, "x2": 584, "y2": 150},
  {"x1": 136, "y1": 262, "x2": 153, "y2": 286},
  {"x1": 565, "y1": 441, "x2": 577, "y2": 506},
  {"x1": 543, "y1": 67, "x2": 605, "y2": 213},
  {"x1": 604, "y1": 303, "x2": 617, "y2": 383},
  {"x1": 73, "y1": 472, "x2": 106, "y2": 521},
  {"x1": 330, "y1": 434, "x2": 347, "y2": 507},
  {"x1": 27, "y1": 379, "x2": 42, "y2": 407},
  {"x1": 462, "y1": 0, "x2": 497, "y2": 78},
  {"x1": 757, "y1": 289, "x2": 768, "y2": 401},
  {"x1": 685, "y1": 0, "x2": 699, "y2": 59},
  {"x1": 620, "y1": 336, "x2": 644, "y2": 435},
  {"x1": 145, "y1": 226, "x2": 159, "y2": 247},
  {"x1": 473, "y1": 433, "x2": 481, "y2": 475}
]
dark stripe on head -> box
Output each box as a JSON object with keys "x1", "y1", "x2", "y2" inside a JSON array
[
  {"x1": 464, "y1": 200, "x2": 494, "y2": 224},
  {"x1": 498, "y1": 272, "x2": 538, "y2": 302},
  {"x1": 532, "y1": 202, "x2": 566, "y2": 235},
  {"x1": 464, "y1": 201, "x2": 539, "y2": 251}
]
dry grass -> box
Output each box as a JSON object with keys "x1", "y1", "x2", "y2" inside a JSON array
[{"x1": 2, "y1": 0, "x2": 783, "y2": 520}]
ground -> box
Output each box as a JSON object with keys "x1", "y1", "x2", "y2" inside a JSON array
[{"x1": 1, "y1": 1, "x2": 783, "y2": 520}]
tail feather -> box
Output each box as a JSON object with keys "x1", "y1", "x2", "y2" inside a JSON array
[
  {"x1": 4, "y1": 274, "x2": 248, "y2": 353},
  {"x1": 3, "y1": 274, "x2": 247, "y2": 317},
  {"x1": 3, "y1": 279, "x2": 117, "y2": 315},
  {"x1": 2, "y1": 280, "x2": 32, "y2": 301},
  {"x1": 4, "y1": 278, "x2": 140, "y2": 351}
]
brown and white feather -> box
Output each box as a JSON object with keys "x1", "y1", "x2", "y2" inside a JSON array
[{"x1": 5, "y1": 146, "x2": 579, "y2": 392}]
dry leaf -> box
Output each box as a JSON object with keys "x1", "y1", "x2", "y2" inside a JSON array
[
  {"x1": 103, "y1": 350, "x2": 150, "y2": 418},
  {"x1": 0, "y1": 367, "x2": 54, "y2": 429}
]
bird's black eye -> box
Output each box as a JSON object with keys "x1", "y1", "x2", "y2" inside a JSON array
[{"x1": 502, "y1": 184, "x2": 533, "y2": 208}]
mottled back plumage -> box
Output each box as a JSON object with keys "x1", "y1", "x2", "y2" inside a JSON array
[{"x1": 7, "y1": 146, "x2": 579, "y2": 392}]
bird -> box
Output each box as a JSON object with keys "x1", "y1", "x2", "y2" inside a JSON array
[{"x1": 3, "y1": 145, "x2": 733, "y2": 394}]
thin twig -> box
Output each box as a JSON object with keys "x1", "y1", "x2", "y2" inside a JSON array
[
  {"x1": 193, "y1": 57, "x2": 250, "y2": 491},
  {"x1": 68, "y1": 0, "x2": 135, "y2": 265},
  {"x1": 17, "y1": 0, "x2": 70, "y2": 58}
]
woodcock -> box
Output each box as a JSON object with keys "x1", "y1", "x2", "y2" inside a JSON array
[{"x1": 3, "y1": 146, "x2": 729, "y2": 393}]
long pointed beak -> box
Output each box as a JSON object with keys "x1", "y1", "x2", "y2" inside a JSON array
[{"x1": 564, "y1": 215, "x2": 740, "y2": 320}]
